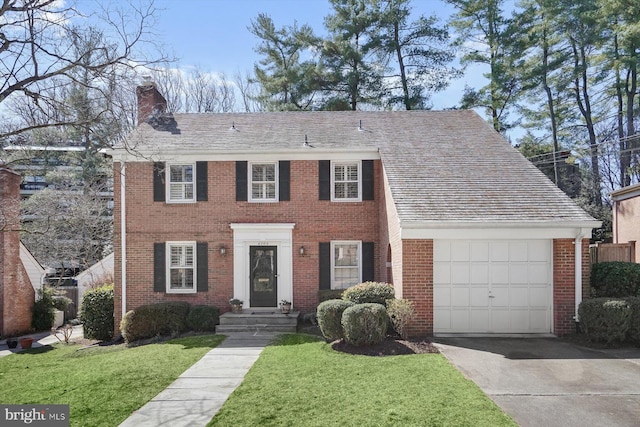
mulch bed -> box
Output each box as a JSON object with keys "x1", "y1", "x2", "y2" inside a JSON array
[{"x1": 332, "y1": 336, "x2": 439, "y2": 356}]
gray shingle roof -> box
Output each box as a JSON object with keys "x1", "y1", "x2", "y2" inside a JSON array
[{"x1": 119, "y1": 110, "x2": 597, "y2": 225}]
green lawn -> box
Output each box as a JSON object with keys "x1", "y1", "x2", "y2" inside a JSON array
[
  {"x1": 0, "y1": 335, "x2": 224, "y2": 427},
  {"x1": 209, "y1": 334, "x2": 516, "y2": 427}
]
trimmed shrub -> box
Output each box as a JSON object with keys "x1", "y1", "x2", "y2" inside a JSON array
[
  {"x1": 120, "y1": 301, "x2": 191, "y2": 343},
  {"x1": 386, "y1": 299, "x2": 416, "y2": 339},
  {"x1": 342, "y1": 303, "x2": 388, "y2": 346},
  {"x1": 578, "y1": 298, "x2": 631, "y2": 344},
  {"x1": 341, "y1": 282, "x2": 395, "y2": 305},
  {"x1": 80, "y1": 285, "x2": 114, "y2": 340},
  {"x1": 591, "y1": 262, "x2": 640, "y2": 297},
  {"x1": 187, "y1": 305, "x2": 220, "y2": 332},
  {"x1": 317, "y1": 299, "x2": 355, "y2": 341},
  {"x1": 625, "y1": 297, "x2": 640, "y2": 345},
  {"x1": 32, "y1": 287, "x2": 56, "y2": 331}
]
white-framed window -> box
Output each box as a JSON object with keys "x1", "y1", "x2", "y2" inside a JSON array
[
  {"x1": 250, "y1": 162, "x2": 278, "y2": 202},
  {"x1": 331, "y1": 240, "x2": 362, "y2": 289},
  {"x1": 167, "y1": 241, "x2": 197, "y2": 293},
  {"x1": 167, "y1": 164, "x2": 195, "y2": 203},
  {"x1": 331, "y1": 161, "x2": 361, "y2": 201}
]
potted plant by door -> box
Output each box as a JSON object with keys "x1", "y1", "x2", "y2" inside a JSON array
[
  {"x1": 280, "y1": 300, "x2": 292, "y2": 314},
  {"x1": 229, "y1": 298, "x2": 244, "y2": 313},
  {"x1": 6, "y1": 339, "x2": 18, "y2": 349}
]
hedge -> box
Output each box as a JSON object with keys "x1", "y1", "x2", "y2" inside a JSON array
[
  {"x1": 187, "y1": 305, "x2": 220, "y2": 332},
  {"x1": 591, "y1": 262, "x2": 640, "y2": 298},
  {"x1": 578, "y1": 298, "x2": 631, "y2": 344},
  {"x1": 80, "y1": 285, "x2": 114, "y2": 340},
  {"x1": 120, "y1": 301, "x2": 191, "y2": 343}
]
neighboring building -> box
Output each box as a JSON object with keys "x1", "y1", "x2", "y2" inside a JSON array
[
  {"x1": 108, "y1": 82, "x2": 600, "y2": 337},
  {"x1": 20, "y1": 242, "x2": 45, "y2": 296},
  {"x1": 611, "y1": 183, "x2": 640, "y2": 262},
  {"x1": 0, "y1": 166, "x2": 36, "y2": 336},
  {"x1": 74, "y1": 253, "x2": 114, "y2": 305}
]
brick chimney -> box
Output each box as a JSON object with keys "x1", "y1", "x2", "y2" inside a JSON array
[
  {"x1": 0, "y1": 166, "x2": 35, "y2": 336},
  {"x1": 136, "y1": 79, "x2": 167, "y2": 125}
]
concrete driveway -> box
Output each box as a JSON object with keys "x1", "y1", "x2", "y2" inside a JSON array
[{"x1": 434, "y1": 337, "x2": 640, "y2": 427}]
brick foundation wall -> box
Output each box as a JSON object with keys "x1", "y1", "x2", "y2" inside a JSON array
[
  {"x1": 401, "y1": 239, "x2": 433, "y2": 338},
  {"x1": 553, "y1": 238, "x2": 591, "y2": 336},
  {"x1": 114, "y1": 160, "x2": 381, "y2": 330},
  {"x1": 0, "y1": 168, "x2": 35, "y2": 336}
]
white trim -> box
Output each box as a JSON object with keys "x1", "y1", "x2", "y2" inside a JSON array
[
  {"x1": 108, "y1": 148, "x2": 381, "y2": 163},
  {"x1": 166, "y1": 241, "x2": 197, "y2": 294},
  {"x1": 231, "y1": 223, "x2": 295, "y2": 308},
  {"x1": 166, "y1": 163, "x2": 196, "y2": 203},
  {"x1": 249, "y1": 161, "x2": 279, "y2": 203},
  {"x1": 120, "y1": 162, "x2": 127, "y2": 319},
  {"x1": 330, "y1": 240, "x2": 362, "y2": 289},
  {"x1": 331, "y1": 160, "x2": 362, "y2": 202}
]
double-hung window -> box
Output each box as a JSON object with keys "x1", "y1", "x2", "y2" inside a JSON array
[
  {"x1": 332, "y1": 161, "x2": 361, "y2": 201},
  {"x1": 167, "y1": 242, "x2": 196, "y2": 293},
  {"x1": 250, "y1": 162, "x2": 278, "y2": 202},
  {"x1": 331, "y1": 241, "x2": 361, "y2": 289},
  {"x1": 167, "y1": 164, "x2": 195, "y2": 203}
]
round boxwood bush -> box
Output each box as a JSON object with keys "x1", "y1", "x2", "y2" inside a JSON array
[
  {"x1": 187, "y1": 305, "x2": 220, "y2": 332},
  {"x1": 317, "y1": 299, "x2": 355, "y2": 341},
  {"x1": 341, "y1": 303, "x2": 388, "y2": 346},
  {"x1": 591, "y1": 262, "x2": 640, "y2": 297},
  {"x1": 120, "y1": 301, "x2": 191, "y2": 343},
  {"x1": 79, "y1": 284, "x2": 114, "y2": 340},
  {"x1": 341, "y1": 282, "x2": 395, "y2": 305}
]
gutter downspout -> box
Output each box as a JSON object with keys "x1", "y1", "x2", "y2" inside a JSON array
[
  {"x1": 574, "y1": 232, "x2": 584, "y2": 323},
  {"x1": 120, "y1": 162, "x2": 127, "y2": 319}
]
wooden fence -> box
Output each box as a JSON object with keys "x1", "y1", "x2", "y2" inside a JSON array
[{"x1": 590, "y1": 241, "x2": 636, "y2": 264}]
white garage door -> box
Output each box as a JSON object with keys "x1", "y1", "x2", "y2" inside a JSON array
[{"x1": 433, "y1": 240, "x2": 552, "y2": 334}]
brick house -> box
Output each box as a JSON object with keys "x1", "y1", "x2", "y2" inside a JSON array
[
  {"x1": 109, "y1": 82, "x2": 600, "y2": 337},
  {"x1": 0, "y1": 166, "x2": 36, "y2": 336},
  {"x1": 611, "y1": 183, "x2": 640, "y2": 262}
]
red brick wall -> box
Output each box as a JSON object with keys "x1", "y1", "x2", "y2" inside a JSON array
[
  {"x1": 0, "y1": 168, "x2": 35, "y2": 336},
  {"x1": 401, "y1": 239, "x2": 433, "y2": 338},
  {"x1": 114, "y1": 160, "x2": 381, "y2": 328},
  {"x1": 553, "y1": 238, "x2": 591, "y2": 336}
]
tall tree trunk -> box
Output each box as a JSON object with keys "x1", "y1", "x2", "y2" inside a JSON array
[
  {"x1": 393, "y1": 19, "x2": 411, "y2": 110},
  {"x1": 540, "y1": 22, "x2": 559, "y2": 185}
]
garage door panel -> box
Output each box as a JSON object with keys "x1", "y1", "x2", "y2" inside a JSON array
[
  {"x1": 433, "y1": 285, "x2": 450, "y2": 307},
  {"x1": 433, "y1": 262, "x2": 450, "y2": 284},
  {"x1": 434, "y1": 239, "x2": 551, "y2": 334},
  {"x1": 509, "y1": 263, "x2": 529, "y2": 284},
  {"x1": 469, "y1": 287, "x2": 489, "y2": 307},
  {"x1": 452, "y1": 263, "x2": 470, "y2": 284}
]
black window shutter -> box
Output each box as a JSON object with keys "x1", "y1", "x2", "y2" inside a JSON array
[
  {"x1": 362, "y1": 242, "x2": 375, "y2": 282},
  {"x1": 197, "y1": 242, "x2": 208, "y2": 292},
  {"x1": 319, "y1": 242, "x2": 331, "y2": 290},
  {"x1": 236, "y1": 161, "x2": 248, "y2": 201},
  {"x1": 319, "y1": 160, "x2": 330, "y2": 200},
  {"x1": 196, "y1": 161, "x2": 208, "y2": 201},
  {"x1": 154, "y1": 243, "x2": 166, "y2": 292},
  {"x1": 362, "y1": 160, "x2": 374, "y2": 200},
  {"x1": 279, "y1": 161, "x2": 290, "y2": 201},
  {"x1": 153, "y1": 162, "x2": 165, "y2": 202}
]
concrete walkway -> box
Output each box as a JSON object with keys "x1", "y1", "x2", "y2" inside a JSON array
[
  {"x1": 119, "y1": 331, "x2": 279, "y2": 427},
  {"x1": 0, "y1": 325, "x2": 84, "y2": 357}
]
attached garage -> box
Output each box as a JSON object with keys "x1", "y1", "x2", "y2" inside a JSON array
[{"x1": 434, "y1": 239, "x2": 552, "y2": 334}]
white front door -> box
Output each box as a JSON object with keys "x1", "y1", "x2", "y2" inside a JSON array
[
  {"x1": 433, "y1": 239, "x2": 552, "y2": 334},
  {"x1": 231, "y1": 223, "x2": 294, "y2": 308}
]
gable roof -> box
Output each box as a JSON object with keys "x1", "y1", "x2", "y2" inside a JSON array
[{"x1": 111, "y1": 110, "x2": 598, "y2": 228}]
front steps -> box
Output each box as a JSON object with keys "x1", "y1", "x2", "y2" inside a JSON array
[{"x1": 217, "y1": 309, "x2": 299, "y2": 333}]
